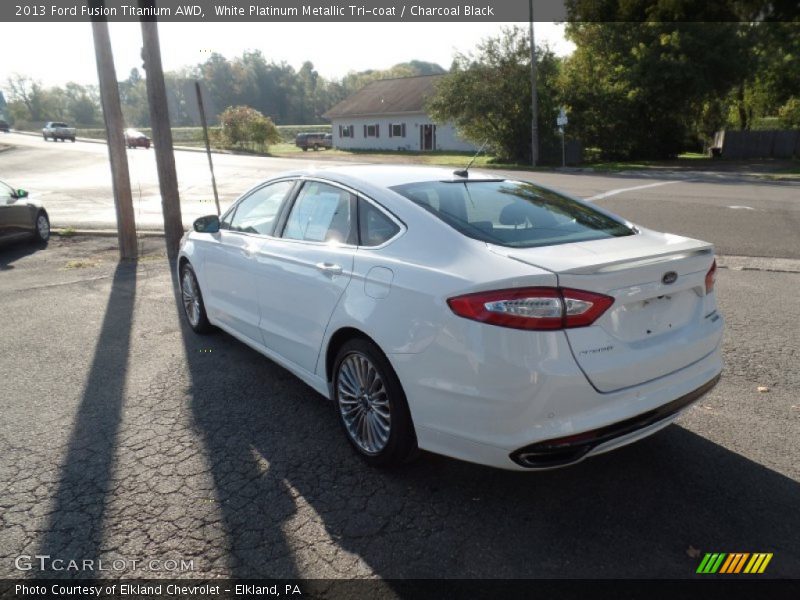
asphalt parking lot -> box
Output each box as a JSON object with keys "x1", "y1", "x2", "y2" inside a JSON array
[{"x1": 1, "y1": 236, "x2": 798, "y2": 579}]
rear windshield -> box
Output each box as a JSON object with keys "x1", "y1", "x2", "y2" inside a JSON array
[{"x1": 390, "y1": 180, "x2": 635, "y2": 248}]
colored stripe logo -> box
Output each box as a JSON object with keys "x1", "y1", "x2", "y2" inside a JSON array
[{"x1": 697, "y1": 552, "x2": 773, "y2": 574}]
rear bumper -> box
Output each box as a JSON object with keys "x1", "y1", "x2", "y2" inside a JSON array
[
  {"x1": 509, "y1": 374, "x2": 720, "y2": 469},
  {"x1": 390, "y1": 320, "x2": 723, "y2": 471}
]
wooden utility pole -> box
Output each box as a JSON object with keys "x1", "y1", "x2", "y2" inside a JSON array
[
  {"x1": 195, "y1": 81, "x2": 221, "y2": 216},
  {"x1": 140, "y1": 1, "x2": 183, "y2": 261},
  {"x1": 529, "y1": 0, "x2": 539, "y2": 167},
  {"x1": 91, "y1": 11, "x2": 137, "y2": 260}
]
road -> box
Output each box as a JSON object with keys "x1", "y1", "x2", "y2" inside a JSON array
[
  {"x1": 0, "y1": 132, "x2": 352, "y2": 229},
  {"x1": 1, "y1": 131, "x2": 799, "y2": 259}
]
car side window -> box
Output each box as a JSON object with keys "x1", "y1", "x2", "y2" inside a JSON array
[
  {"x1": 227, "y1": 180, "x2": 294, "y2": 235},
  {"x1": 0, "y1": 183, "x2": 14, "y2": 205},
  {"x1": 358, "y1": 198, "x2": 400, "y2": 247},
  {"x1": 283, "y1": 181, "x2": 355, "y2": 244}
]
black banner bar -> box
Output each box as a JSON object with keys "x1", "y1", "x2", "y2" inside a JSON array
[
  {"x1": 2, "y1": 579, "x2": 800, "y2": 600},
  {"x1": 3, "y1": 0, "x2": 566, "y2": 22},
  {"x1": 3, "y1": 0, "x2": 793, "y2": 22}
]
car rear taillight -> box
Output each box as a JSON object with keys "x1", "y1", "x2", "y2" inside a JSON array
[
  {"x1": 447, "y1": 287, "x2": 614, "y2": 331},
  {"x1": 705, "y1": 259, "x2": 717, "y2": 294}
]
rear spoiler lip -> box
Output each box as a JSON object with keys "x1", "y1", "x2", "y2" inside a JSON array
[
  {"x1": 562, "y1": 247, "x2": 714, "y2": 275},
  {"x1": 488, "y1": 243, "x2": 714, "y2": 276}
]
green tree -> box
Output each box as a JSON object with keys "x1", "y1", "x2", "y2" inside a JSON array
[
  {"x1": 732, "y1": 22, "x2": 800, "y2": 129},
  {"x1": 426, "y1": 26, "x2": 560, "y2": 163},
  {"x1": 63, "y1": 82, "x2": 100, "y2": 125},
  {"x1": 119, "y1": 68, "x2": 150, "y2": 127},
  {"x1": 561, "y1": 20, "x2": 750, "y2": 158},
  {"x1": 561, "y1": 1, "x2": 760, "y2": 157},
  {"x1": 5, "y1": 74, "x2": 50, "y2": 122}
]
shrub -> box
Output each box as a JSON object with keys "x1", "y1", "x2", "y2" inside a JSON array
[
  {"x1": 219, "y1": 105, "x2": 280, "y2": 151},
  {"x1": 778, "y1": 97, "x2": 800, "y2": 129}
]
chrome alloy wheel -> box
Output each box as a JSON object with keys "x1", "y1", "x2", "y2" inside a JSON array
[
  {"x1": 37, "y1": 214, "x2": 50, "y2": 240},
  {"x1": 181, "y1": 270, "x2": 201, "y2": 327},
  {"x1": 337, "y1": 352, "x2": 391, "y2": 455}
]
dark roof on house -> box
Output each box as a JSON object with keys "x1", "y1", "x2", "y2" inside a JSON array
[{"x1": 323, "y1": 74, "x2": 444, "y2": 119}]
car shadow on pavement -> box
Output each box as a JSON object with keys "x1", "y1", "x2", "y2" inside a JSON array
[
  {"x1": 35, "y1": 262, "x2": 137, "y2": 576},
  {"x1": 0, "y1": 241, "x2": 46, "y2": 271},
  {"x1": 173, "y1": 278, "x2": 799, "y2": 579},
  {"x1": 171, "y1": 266, "x2": 301, "y2": 578}
]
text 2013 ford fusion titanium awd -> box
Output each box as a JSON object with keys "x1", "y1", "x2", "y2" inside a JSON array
[{"x1": 177, "y1": 165, "x2": 723, "y2": 470}]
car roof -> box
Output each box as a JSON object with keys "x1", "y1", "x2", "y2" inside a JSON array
[{"x1": 282, "y1": 164, "x2": 502, "y2": 188}]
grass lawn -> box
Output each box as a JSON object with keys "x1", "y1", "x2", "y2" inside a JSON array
[
  {"x1": 586, "y1": 152, "x2": 715, "y2": 171},
  {"x1": 265, "y1": 143, "x2": 546, "y2": 170}
]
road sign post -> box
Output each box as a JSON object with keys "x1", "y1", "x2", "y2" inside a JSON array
[
  {"x1": 556, "y1": 108, "x2": 568, "y2": 168},
  {"x1": 195, "y1": 81, "x2": 221, "y2": 216}
]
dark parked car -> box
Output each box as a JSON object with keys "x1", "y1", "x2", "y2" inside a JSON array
[
  {"x1": 295, "y1": 132, "x2": 332, "y2": 151},
  {"x1": 0, "y1": 120, "x2": 10, "y2": 133},
  {"x1": 0, "y1": 180, "x2": 50, "y2": 244},
  {"x1": 125, "y1": 128, "x2": 151, "y2": 149}
]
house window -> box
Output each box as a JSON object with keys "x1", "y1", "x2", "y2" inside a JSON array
[
  {"x1": 389, "y1": 123, "x2": 406, "y2": 138},
  {"x1": 364, "y1": 124, "x2": 380, "y2": 138},
  {"x1": 339, "y1": 125, "x2": 354, "y2": 138}
]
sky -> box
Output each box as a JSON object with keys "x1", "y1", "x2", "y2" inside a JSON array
[{"x1": 0, "y1": 22, "x2": 573, "y2": 89}]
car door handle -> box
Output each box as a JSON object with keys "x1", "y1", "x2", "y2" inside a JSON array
[{"x1": 315, "y1": 262, "x2": 343, "y2": 275}]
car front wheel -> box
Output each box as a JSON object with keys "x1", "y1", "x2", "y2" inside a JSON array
[
  {"x1": 333, "y1": 339, "x2": 417, "y2": 467},
  {"x1": 33, "y1": 211, "x2": 50, "y2": 243},
  {"x1": 180, "y1": 263, "x2": 213, "y2": 334}
]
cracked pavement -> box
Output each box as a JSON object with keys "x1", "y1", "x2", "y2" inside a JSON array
[{"x1": 1, "y1": 236, "x2": 798, "y2": 580}]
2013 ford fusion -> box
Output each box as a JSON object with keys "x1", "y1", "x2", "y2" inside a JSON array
[{"x1": 177, "y1": 166, "x2": 723, "y2": 470}]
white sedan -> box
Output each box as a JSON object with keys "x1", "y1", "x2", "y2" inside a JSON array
[{"x1": 177, "y1": 165, "x2": 723, "y2": 470}]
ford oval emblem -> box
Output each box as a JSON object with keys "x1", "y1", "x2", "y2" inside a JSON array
[{"x1": 662, "y1": 271, "x2": 678, "y2": 285}]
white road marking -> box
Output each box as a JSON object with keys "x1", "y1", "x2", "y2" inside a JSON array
[
  {"x1": 586, "y1": 180, "x2": 685, "y2": 201},
  {"x1": 728, "y1": 205, "x2": 755, "y2": 210}
]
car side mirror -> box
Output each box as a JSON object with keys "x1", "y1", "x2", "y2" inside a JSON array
[
  {"x1": 16, "y1": 189, "x2": 28, "y2": 199},
  {"x1": 193, "y1": 214, "x2": 220, "y2": 233}
]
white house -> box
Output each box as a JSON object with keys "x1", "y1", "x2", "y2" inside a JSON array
[{"x1": 323, "y1": 74, "x2": 477, "y2": 152}]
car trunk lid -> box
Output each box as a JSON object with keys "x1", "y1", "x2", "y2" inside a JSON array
[{"x1": 489, "y1": 230, "x2": 723, "y2": 392}]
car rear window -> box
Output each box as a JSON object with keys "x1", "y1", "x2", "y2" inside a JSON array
[{"x1": 390, "y1": 180, "x2": 635, "y2": 248}]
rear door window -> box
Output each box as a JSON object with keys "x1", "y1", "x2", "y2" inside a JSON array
[
  {"x1": 358, "y1": 198, "x2": 400, "y2": 247},
  {"x1": 282, "y1": 181, "x2": 355, "y2": 244},
  {"x1": 391, "y1": 180, "x2": 634, "y2": 248}
]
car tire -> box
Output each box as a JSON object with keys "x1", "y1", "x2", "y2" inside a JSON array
[
  {"x1": 70, "y1": 137, "x2": 75, "y2": 143},
  {"x1": 42, "y1": 134, "x2": 47, "y2": 141},
  {"x1": 333, "y1": 338, "x2": 418, "y2": 467},
  {"x1": 302, "y1": 147, "x2": 308, "y2": 151},
  {"x1": 179, "y1": 262, "x2": 213, "y2": 334},
  {"x1": 33, "y1": 211, "x2": 50, "y2": 244}
]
